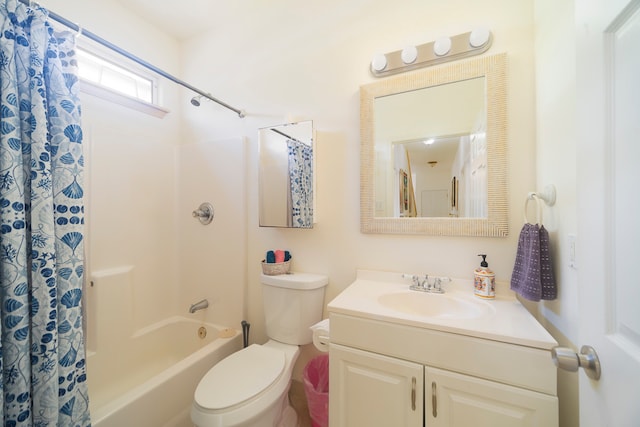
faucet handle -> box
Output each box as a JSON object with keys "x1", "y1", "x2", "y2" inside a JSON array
[
  {"x1": 402, "y1": 273, "x2": 419, "y2": 286},
  {"x1": 403, "y1": 273, "x2": 428, "y2": 290},
  {"x1": 432, "y1": 276, "x2": 451, "y2": 293}
]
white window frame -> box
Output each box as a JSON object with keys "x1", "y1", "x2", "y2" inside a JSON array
[{"x1": 76, "y1": 40, "x2": 170, "y2": 118}]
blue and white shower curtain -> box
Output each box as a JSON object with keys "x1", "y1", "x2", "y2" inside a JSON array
[
  {"x1": 0, "y1": 0, "x2": 91, "y2": 425},
  {"x1": 287, "y1": 139, "x2": 313, "y2": 228}
]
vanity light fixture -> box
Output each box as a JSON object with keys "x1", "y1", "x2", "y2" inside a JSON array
[{"x1": 369, "y1": 28, "x2": 493, "y2": 77}]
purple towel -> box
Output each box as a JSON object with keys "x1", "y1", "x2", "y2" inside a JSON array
[
  {"x1": 539, "y1": 225, "x2": 557, "y2": 300},
  {"x1": 510, "y1": 223, "x2": 557, "y2": 301}
]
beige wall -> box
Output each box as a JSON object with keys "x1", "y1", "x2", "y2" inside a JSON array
[
  {"x1": 180, "y1": 1, "x2": 536, "y2": 323},
  {"x1": 180, "y1": 0, "x2": 537, "y2": 379},
  {"x1": 534, "y1": 0, "x2": 579, "y2": 425}
]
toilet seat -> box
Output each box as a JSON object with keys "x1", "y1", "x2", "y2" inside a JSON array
[{"x1": 194, "y1": 344, "x2": 285, "y2": 411}]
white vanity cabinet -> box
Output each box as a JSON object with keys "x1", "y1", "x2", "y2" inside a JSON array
[
  {"x1": 426, "y1": 366, "x2": 558, "y2": 426},
  {"x1": 327, "y1": 271, "x2": 559, "y2": 427},
  {"x1": 330, "y1": 344, "x2": 424, "y2": 427},
  {"x1": 329, "y1": 315, "x2": 558, "y2": 427}
]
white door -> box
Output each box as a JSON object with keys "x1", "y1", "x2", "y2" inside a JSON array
[
  {"x1": 576, "y1": 0, "x2": 640, "y2": 425},
  {"x1": 421, "y1": 189, "x2": 449, "y2": 217}
]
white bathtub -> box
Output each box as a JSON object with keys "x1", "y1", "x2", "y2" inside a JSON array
[{"x1": 87, "y1": 316, "x2": 243, "y2": 427}]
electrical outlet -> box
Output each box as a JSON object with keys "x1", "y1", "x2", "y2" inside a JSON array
[{"x1": 568, "y1": 234, "x2": 577, "y2": 269}]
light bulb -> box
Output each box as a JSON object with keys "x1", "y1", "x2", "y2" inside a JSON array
[
  {"x1": 470, "y1": 27, "x2": 490, "y2": 48},
  {"x1": 433, "y1": 37, "x2": 452, "y2": 56},
  {"x1": 371, "y1": 53, "x2": 387, "y2": 72},
  {"x1": 401, "y1": 46, "x2": 418, "y2": 64}
]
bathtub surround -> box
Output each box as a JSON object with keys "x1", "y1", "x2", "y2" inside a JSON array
[
  {"x1": 87, "y1": 316, "x2": 241, "y2": 426},
  {"x1": 87, "y1": 266, "x2": 242, "y2": 426},
  {"x1": 0, "y1": 1, "x2": 90, "y2": 425}
]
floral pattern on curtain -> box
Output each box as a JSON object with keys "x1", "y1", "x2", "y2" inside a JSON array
[
  {"x1": 0, "y1": 0, "x2": 91, "y2": 425},
  {"x1": 287, "y1": 139, "x2": 313, "y2": 228}
]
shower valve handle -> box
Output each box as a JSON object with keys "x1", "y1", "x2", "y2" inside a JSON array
[{"x1": 192, "y1": 202, "x2": 214, "y2": 225}]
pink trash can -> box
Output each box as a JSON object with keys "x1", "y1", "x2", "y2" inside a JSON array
[{"x1": 302, "y1": 354, "x2": 329, "y2": 427}]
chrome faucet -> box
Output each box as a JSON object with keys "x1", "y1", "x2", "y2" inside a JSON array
[
  {"x1": 429, "y1": 276, "x2": 452, "y2": 294},
  {"x1": 402, "y1": 274, "x2": 429, "y2": 291},
  {"x1": 403, "y1": 274, "x2": 451, "y2": 293},
  {"x1": 189, "y1": 299, "x2": 209, "y2": 313}
]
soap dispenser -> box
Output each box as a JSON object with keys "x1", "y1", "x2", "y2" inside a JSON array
[{"x1": 474, "y1": 254, "x2": 496, "y2": 298}]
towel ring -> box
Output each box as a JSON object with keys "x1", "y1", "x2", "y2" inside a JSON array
[
  {"x1": 528, "y1": 184, "x2": 556, "y2": 206},
  {"x1": 524, "y1": 195, "x2": 544, "y2": 224},
  {"x1": 524, "y1": 185, "x2": 556, "y2": 224}
]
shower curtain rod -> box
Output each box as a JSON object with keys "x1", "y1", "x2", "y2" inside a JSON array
[
  {"x1": 271, "y1": 128, "x2": 307, "y2": 145},
  {"x1": 19, "y1": 0, "x2": 246, "y2": 118}
]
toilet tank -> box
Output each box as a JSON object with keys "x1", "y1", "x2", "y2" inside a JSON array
[{"x1": 261, "y1": 272, "x2": 328, "y2": 345}]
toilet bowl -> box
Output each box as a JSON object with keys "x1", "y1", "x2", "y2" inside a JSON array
[
  {"x1": 191, "y1": 341, "x2": 299, "y2": 427},
  {"x1": 191, "y1": 272, "x2": 328, "y2": 427}
]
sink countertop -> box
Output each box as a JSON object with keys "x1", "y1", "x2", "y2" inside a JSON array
[{"x1": 327, "y1": 270, "x2": 558, "y2": 350}]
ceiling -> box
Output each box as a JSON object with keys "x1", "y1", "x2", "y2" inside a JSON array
[
  {"x1": 404, "y1": 136, "x2": 460, "y2": 169},
  {"x1": 116, "y1": 0, "x2": 231, "y2": 40}
]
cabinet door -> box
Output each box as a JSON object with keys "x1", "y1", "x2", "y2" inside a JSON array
[
  {"x1": 426, "y1": 367, "x2": 558, "y2": 427},
  {"x1": 330, "y1": 344, "x2": 423, "y2": 427}
]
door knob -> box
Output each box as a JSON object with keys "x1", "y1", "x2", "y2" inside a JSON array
[{"x1": 551, "y1": 345, "x2": 601, "y2": 380}]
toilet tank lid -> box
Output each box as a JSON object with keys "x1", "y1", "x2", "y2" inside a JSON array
[{"x1": 261, "y1": 272, "x2": 328, "y2": 290}]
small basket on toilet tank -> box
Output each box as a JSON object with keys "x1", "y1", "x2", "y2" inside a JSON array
[{"x1": 261, "y1": 260, "x2": 291, "y2": 275}]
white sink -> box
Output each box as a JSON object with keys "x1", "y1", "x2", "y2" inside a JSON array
[
  {"x1": 328, "y1": 270, "x2": 559, "y2": 349},
  {"x1": 377, "y1": 290, "x2": 495, "y2": 319}
]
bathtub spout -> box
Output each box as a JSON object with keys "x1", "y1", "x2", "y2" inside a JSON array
[{"x1": 189, "y1": 299, "x2": 209, "y2": 314}]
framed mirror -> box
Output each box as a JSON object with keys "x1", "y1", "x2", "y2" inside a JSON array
[
  {"x1": 259, "y1": 120, "x2": 314, "y2": 228},
  {"x1": 361, "y1": 53, "x2": 508, "y2": 236}
]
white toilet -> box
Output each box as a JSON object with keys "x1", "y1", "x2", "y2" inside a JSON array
[{"x1": 191, "y1": 272, "x2": 328, "y2": 427}]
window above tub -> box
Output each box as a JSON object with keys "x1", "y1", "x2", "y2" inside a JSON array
[{"x1": 76, "y1": 42, "x2": 169, "y2": 118}]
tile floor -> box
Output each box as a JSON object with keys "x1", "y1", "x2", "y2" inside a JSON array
[{"x1": 289, "y1": 379, "x2": 312, "y2": 427}]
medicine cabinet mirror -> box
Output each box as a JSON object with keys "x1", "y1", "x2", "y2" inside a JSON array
[
  {"x1": 259, "y1": 120, "x2": 314, "y2": 228},
  {"x1": 361, "y1": 53, "x2": 508, "y2": 236}
]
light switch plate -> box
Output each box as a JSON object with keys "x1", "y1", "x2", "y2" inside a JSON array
[{"x1": 568, "y1": 234, "x2": 577, "y2": 269}]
